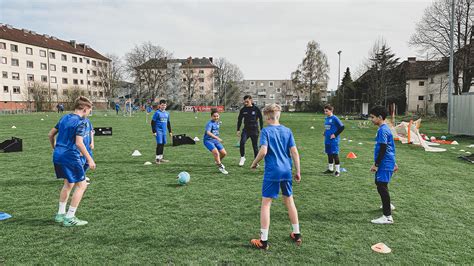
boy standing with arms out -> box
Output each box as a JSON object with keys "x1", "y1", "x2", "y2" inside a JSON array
[
  {"x1": 323, "y1": 104, "x2": 344, "y2": 177},
  {"x1": 250, "y1": 104, "x2": 301, "y2": 250},
  {"x1": 369, "y1": 105, "x2": 397, "y2": 224},
  {"x1": 236, "y1": 95, "x2": 263, "y2": 166},
  {"x1": 48, "y1": 96, "x2": 96, "y2": 226},
  {"x1": 151, "y1": 100, "x2": 173, "y2": 164},
  {"x1": 203, "y1": 109, "x2": 228, "y2": 175}
]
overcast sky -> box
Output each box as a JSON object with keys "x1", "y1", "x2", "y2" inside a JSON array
[{"x1": 0, "y1": 0, "x2": 432, "y2": 90}]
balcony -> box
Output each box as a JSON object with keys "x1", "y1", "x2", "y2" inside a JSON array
[{"x1": 258, "y1": 91, "x2": 266, "y2": 96}]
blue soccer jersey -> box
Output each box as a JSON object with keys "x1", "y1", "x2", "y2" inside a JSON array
[
  {"x1": 324, "y1": 115, "x2": 344, "y2": 144},
  {"x1": 203, "y1": 120, "x2": 220, "y2": 142},
  {"x1": 83, "y1": 118, "x2": 93, "y2": 155},
  {"x1": 53, "y1": 114, "x2": 86, "y2": 164},
  {"x1": 152, "y1": 109, "x2": 170, "y2": 134},
  {"x1": 374, "y1": 124, "x2": 396, "y2": 171},
  {"x1": 260, "y1": 125, "x2": 296, "y2": 182}
]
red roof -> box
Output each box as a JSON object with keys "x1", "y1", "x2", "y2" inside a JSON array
[{"x1": 0, "y1": 24, "x2": 109, "y2": 61}]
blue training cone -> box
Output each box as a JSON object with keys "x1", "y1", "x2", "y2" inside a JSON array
[{"x1": 0, "y1": 212, "x2": 12, "y2": 221}]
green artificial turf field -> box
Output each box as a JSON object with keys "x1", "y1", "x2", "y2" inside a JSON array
[{"x1": 0, "y1": 111, "x2": 473, "y2": 264}]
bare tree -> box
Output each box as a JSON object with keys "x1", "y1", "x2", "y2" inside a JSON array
[
  {"x1": 409, "y1": 0, "x2": 473, "y2": 93},
  {"x1": 292, "y1": 40, "x2": 330, "y2": 101},
  {"x1": 214, "y1": 57, "x2": 244, "y2": 107},
  {"x1": 124, "y1": 42, "x2": 172, "y2": 103},
  {"x1": 97, "y1": 53, "x2": 124, "y2": 101},
  {"x1": 181, "y1": 59, "x2": 201, "y2": 104},
  {"x1": 23, "y1": 81, "x2": 50, "y2": 111}
]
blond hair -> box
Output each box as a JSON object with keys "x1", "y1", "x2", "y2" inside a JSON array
[
  {"x1": 263, "y1": 103, "x2": 281, "y2": 120},
  {"x1": 74, "y1": 96, "x2": 92, "y2": 110}
]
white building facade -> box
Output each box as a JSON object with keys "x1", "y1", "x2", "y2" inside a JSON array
[{"x1": 0, "y1": 24, "x2": 110, "y2": 110}]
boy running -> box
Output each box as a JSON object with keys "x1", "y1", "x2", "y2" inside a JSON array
[
  {"x1": 250, "y1": 104, "x2": 301, "y2": 250},
  {"x1": 203, "y1": 108, "x2": 228, "y2": 175},
  {"x1": 48, "y1": 96, "x2": 95, "y2": 227}
]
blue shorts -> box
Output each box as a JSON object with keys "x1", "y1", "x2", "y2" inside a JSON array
[
  {"x1": 204, "y1": 140, "x2": 224, "y2": 152},
  {"x1": 155, "y1": 133, "x2": 167, "y2": 144},
  {"x1": 325, "y1": 144, "x2": 339, "y2": 155},
  {"x1": 262, "y1": 180, "x2": 293, "y2": 199},
  {"x1": 375, "y1": 170, "x2": 393, "y2": 183},
  {"x1": 54, "y1": 162, "x2": 85, "y2": 183}
]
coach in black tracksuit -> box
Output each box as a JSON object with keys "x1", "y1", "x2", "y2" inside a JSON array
[{"x1": 236, "y1": 95, "x2": 263, "y2": 166}]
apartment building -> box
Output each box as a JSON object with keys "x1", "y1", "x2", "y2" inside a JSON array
[
  {"x1": 137, "y1": 57, "x2": 217, "y2": 105},
  {"x1": 240, "y1": 79, "x2": 309, "y2": 108},
  {"x1": 0, "y1": 24, "x2": 110, "y2": 110}
]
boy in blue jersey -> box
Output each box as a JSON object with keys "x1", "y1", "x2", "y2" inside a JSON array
[
  {"x1": 151, "y1": 99, "x2": 173, "y2": 164},
  {"x1": 81, "y1": 117, "x2": 94, "y2": 184},
  {"x1": 369, "y1": 105, "x2": 398, "y2": 224},
  {"x1": 48, "y1": 96, "x2": 96, "y2": 227},
  {"x1": 323, "y1": 104, "x2": 344, "y2": 177},
  {"x1": 203, "y1": 108, "x2": 228, "y2": 175},
  {"x1": 250, "y1": 104, "x2": 301, "y2": 250}
]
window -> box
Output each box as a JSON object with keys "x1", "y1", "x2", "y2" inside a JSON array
[
  {"x1": 11, "y1": 58, "x2": 19, "y2": 66},
  {"x1": 61, "y1": 54, "x2": 67, "y2": 61},
  {"x1": 79, "y1": 58, "x2": 83, "y2": 63},
  {"x1": 430, "y1": 77, "x2": 434, "y2": 84},
  {"x1": 88, "y1": 81, "x2": 91, "y2": 85},
  {"x1": 93, "y1": 91, "x2": 98, "y2": 96},
  {"x1": 199, "y1": 70, "x2": 204, "y2": 74},
  {"x1": 80, "y1": 69, "x2": 83, "y2": 74},
  {"x1": 27, "y1": 61, "x2": 34, "y2": 68},
  {"x1": 50, "y1": 64, "x2": 56, "y2": 71},
  {"x1": 26, "y1": 47, "x2": 33, "y2": 55},
  {"x1": 41, "y1": 63, "x2": 47, "y2": 70},
  {"x1": 200, "y1": 86, "x2": 204, "y2": 91},
  {"x1": 49, "y1": 52, "x2": 55, "y2": 59},
  {"x1": 62, "y1": 66, "x2": 67, "y2": 73},
  {"x1": 0, "y1": 42, "x2": 5, "y2": 49},
  {"x1": 40, "y1": 50, "x2": 46, "y2": 57},
  {"x1": 93, "y1": 81, "x2": 98, "y2": 86},
  {"x1": 104, "y1": 63, "x2": 107, "y2": 68},
  {"x1": 72, "y1": 56, "x2": 77, "y2": 63},
  {"x1": 99, "y1": 91, "x2": 104, "y2": 97},
  {"x1": 418, "y1": 96, "x2": 424, "y2": 101},
  {"x1": 13, "y1": 86, "x2": 20, "y2": 94},
  {"x1": 63, "y1": 89, "x2": 68, "y2": 95},
  {"x1": 51, "y1": 76, "x2": 57, "y2": 83},
  {"x1": 182, "y1": 78, "x2": 187, "y2": 82},
  {"x1": 3, "y1": 86, "x2": 8, "y2": 93},
  {"x1": 98, "y1": 82, "x2": 102, "y2": 86},
  {"x1": 41, "y1": 76, "x2": 48, "y2": 82},
  {"x1": 2, "y1": 71, "x2": 7, "y2": 78},
  {"x1": 92, "y1": 70, "x2": 97, "y2": 76},
  {"x1": 92, "y1": 60, "x2": 96, "y2": 66},
  {"x1": 86, "y1": 59, "x2": 90, "y2": 64},
  {"x1": 27, "y1": 74, "x2": 34, "y2": 81},
  {"x1": 1, "y1": 57, "x2": 7, "y2": 64},
  {"x1": 10, "y1": 44, "x2": 18, "y2": 52},
  {"x1": 269, "y1": 94, "x2": 275, "y2": 99},
  {"x1": 276, "y1": 88, "x2": 281, "y2": 93},
  {"x1": 250, "y1": 81, "x2": 255, "y2": 86},
  {"x1": 62, "y1": 78, "x2": 68, "y2": 84},
  {"x1": 269, "y1": 81, "x2": 274, "y2": 87},
  {"x1": 73, "y1": 68, "x2": 78, "y2": 74},
  {"x1": 12, "y1": 72, "x2": 20, "y2": 80},
  {"x1": 199, "y1": 78, "x2": 204, "y2": 83},
  {"x1": 87, "y1": 70, "x2": 90, "y2": 75},
  {"x1": 418, "y1": 81, "x2": 425, "y2": 86},
  {"x1": 98, "y1": 62, "x2": 102, "y2": 67},
  {"x1": 73, "y1": 79, "x2": 78, "y2": 85},
  {"x1": 51, "y1": 89, "x2": 57, "y2": 95},
  {"x1": 80, "y1": 80, "x2": 84, "y2": 85}
]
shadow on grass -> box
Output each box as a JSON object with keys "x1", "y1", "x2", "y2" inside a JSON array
[
  {"x1": 5, "y1": 217, "x2": 56, "y2": 227},
  {"x1": 0, "y1": 179, "x2": 54, "y2": 188}
]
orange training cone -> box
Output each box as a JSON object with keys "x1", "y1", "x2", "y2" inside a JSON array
[{"x1": 346, "y1": 152, "x2": 357, "y2": 159}]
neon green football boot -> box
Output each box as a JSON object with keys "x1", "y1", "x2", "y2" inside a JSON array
[{"x1": 63, "y1": 216, "x2": 88, "y2": 227}]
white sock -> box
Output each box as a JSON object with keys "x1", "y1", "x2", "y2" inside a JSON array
[
  {"x1": 65, "y1": 206, "x2": 77, "y2": 219},
  {"x1": 156, "y1": 155, "x2": 160, "y2": 160},
  {"x1": 328, "y1": 164, "x2": 334, "y2": 171},
  {"x1": 156, "y1": 155, "x2": 163, "y2": 160},
  {"x1": 58, "y1": 202, "x2": 67, "y2": 215},
  {"x1": 260, "y1": 229, "x2": 269, "y2": 241},
  {"x1": 292, "y1": 224, "x2": 300, "y2": 234},
  {"x1": 335, "y1": 164, "x2": 340, "y2": 172},
  {"x1": 385, "y1": 215, "x2": 393, "y2": 220}
]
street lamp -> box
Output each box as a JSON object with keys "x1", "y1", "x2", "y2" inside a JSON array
[{"x1": 337, "y1": 50, "x2": 342, "y2": 112}]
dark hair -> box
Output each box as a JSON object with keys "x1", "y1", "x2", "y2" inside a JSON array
[
  {"x1": 210, "y1": 108, "x2": 219, "y2": 116},
  {"x1": 369, "y1": 105, "x2": 388, "y2": 120},
  {"x1": 243, "y1": 95, "x2": 252, "y2": 100},
  {"x1": 323, "y1": 104, "x2": 334, "y2": 111},
  {"x1": 159, "y1": 99, "x2": 167, "y2": 104}
]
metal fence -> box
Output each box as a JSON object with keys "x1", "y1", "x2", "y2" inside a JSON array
[{"x1": 450, "y1": 94, "x2": 474, "y2": 136}]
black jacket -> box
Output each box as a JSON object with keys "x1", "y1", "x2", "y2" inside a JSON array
[{"x1": 237, "y1": 105, "x2": 263, "y2": 131}]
